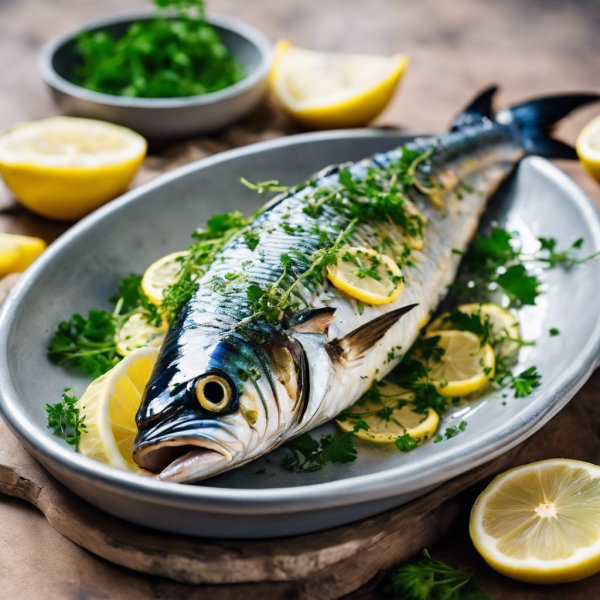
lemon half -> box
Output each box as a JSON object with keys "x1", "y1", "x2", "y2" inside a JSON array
[
  {"x1": 470, "y1": 459, "x2": 600, "y2": 584},
  {"x1": 141, "y1": 250, "x2": 188, "y2": 305},
  {"x1": 421, "y1": 330, "x2": 495, "y2": 397},
  {"x1": 0, "y1": 117, "x2": 146, "y2": 220},
  {"x1": 577, "y1": 115, "x2": 600, "y2": 185},
  {"x1": 271, "y1": 40, "x2": 408, "y2": 129},
  {"x1": 327, "y1": 246, "x2": 404, "y2": 305},
  {"x1": 0, "y1": 232, "x2": 46, "y2": 278},
  {"x1": 337, "y1": 381, "x2": 439, "y2": 444},
  {"x1": 78, "y1": 347, "x2": 157, "y2": 472}
]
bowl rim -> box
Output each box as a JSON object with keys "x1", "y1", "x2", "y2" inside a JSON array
[
  {"x1": 1, "y1": 129, "x2": 600, "y2": 516},
  {"x1": 38, "y1": 9, "x2": 274, "y2": 109}
]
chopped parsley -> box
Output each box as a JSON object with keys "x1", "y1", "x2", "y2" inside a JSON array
[
  {"x1": 45, "y1": 389, "x2": 87, "y2": 447},
  {"x1": 73, "y1": 0, "x2": 245, "y2": 99},
  {"x1": 434, "y1": 421, "x2": 467, "y2": 443},
  {"x1": 550, "y1": 328, "x2": 560, "y2": 336},
  {"x1": 282, "y1": 419, "x2": 369, "y2": 472},
  {"x1": 496, "y1": 366, "x2": 542, "y2": 398}
]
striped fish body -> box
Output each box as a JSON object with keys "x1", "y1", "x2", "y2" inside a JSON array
[{"x1": 132, "y1": 89, "x2": 598, "y2": 482}]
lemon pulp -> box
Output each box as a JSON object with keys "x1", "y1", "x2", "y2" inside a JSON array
[
  {"x1": 141, "y1": 250, "x2": 188, "y2": 305},
  {"x1": 0, "y1": 117, "x2": 146, "y2": 221},
  {"x1": 470, "y1": 459, "x2": 600, "y2": 584},
  {"x1": 271, "y1": 40, "x2": 408, "y2": 129},
  {"x1": 326, "y1": 246, "x2": 403, "y2": 305},
  {"x1": 337, "y1": 381, "x2": 439, "y2": 444},
  {"x1": 78, "y1": 347, "x2": 158, "y2": 471},
  {"x1": 421, "y1": 330, "x2": 495, "y2": 397}
]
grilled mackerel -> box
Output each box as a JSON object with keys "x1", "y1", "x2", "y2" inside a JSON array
[{"x1": 132, "y1": 88, "x2": 599, "y2": 482}]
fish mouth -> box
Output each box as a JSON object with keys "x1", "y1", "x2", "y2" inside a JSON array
[{"x1": 134, "y1": 437, "x2": 232, "y2": 482}]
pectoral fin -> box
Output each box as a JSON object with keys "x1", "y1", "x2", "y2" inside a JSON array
[
  {"x1": 289, "y1": 307, "x2": 337, "y2": 334},
  {"x1": 328, "y1": 304, "x2": 418, "y2": 362}
]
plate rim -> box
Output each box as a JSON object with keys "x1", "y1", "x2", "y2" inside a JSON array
[{"x1": 1, "y1": 129, "x2": 600, "y2": 515}]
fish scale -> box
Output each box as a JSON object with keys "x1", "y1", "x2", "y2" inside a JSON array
[{"x1": 132, "y1": 89, "x2": 600, "y2": 483}]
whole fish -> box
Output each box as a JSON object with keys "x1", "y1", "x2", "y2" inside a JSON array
[{"x1": 133, "y1": 88, "x2": 598, "y2": 482}]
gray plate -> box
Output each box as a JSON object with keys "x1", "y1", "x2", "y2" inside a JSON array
[{"x1": 1, "y1": 130, "x2": 600, "y2": 539}]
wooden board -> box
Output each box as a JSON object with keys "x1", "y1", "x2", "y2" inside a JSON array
[{"x1": 2, "y1": 373, "x2": 600, "y2": 599}]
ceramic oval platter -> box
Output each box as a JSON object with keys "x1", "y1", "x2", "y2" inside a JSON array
[{"x1": 1, "y1": 130, "x2": 600, "y2": 539}]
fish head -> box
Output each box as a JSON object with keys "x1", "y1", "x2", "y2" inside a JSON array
[{"x1": 132, "y1": 317, "x2": 309, "y2": 482}]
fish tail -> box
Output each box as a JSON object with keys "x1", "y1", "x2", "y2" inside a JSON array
[{"x1": 453, "y1": 86, "x2": 600, "y2": 159}]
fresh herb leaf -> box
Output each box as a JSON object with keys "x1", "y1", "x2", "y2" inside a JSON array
[
  {"x1": 73, "y1": 0, "x2": 244, "y2": 99},
  {"x1": 46, "y1": 388, "x2": 87, "y2": 447},
  {"x1": 395, "y1": 433, "x2": 419, "y2": 452},
  {"x1": 550, "y1": 328, "x2": 560, "y2": 336},
  {"x1": 495, "y1": 366, "x2": 541, "y2": 398},
  {"x1": 384, "y1": 549, "x2": 493, "y2": 600}
]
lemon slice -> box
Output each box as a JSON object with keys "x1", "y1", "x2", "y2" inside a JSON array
[
  {"x1": 271, "y1": 40, "x2": 408, "y2": 129},
  {"x1": 327, "y1": 246, "x2": 404, "y2": 305},
  {"x1": 78, "y1": 347, "x2": 157, "y2": 471},
  {"x1": 0, "y1": 232, "x2": 46, "y2": 278},
  {"x1": 577, "y1": 115, "x2": 600, "y2": 185},
  {"x1": 116, "y1": 312, "x2": 168, "y2": 357},
  {"x1": 421, "y1": 330, "x2": 495, "y2": 397},
  {"x1": 470, "y1": 459, "x2": 600, "y2": 584},
  {"x1": 337, "y1": 381, "x2": 439, "y2": 444},
  {"x1": 141, "y1": 251, "x2": 188, "y2": 305},
  {"x1": 429, "y1": 303, "x2": 520, "y2": 358},
  {"x1": 0, "y1": 117, "x2": 146, "y2": 221}
]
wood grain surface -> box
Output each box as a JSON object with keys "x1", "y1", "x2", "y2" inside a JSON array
[{"x1": 1, "y1": 0, "x2": 600, "y2": 598}]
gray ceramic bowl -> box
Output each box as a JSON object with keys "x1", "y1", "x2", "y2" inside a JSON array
[
  {"x1": 38, "y1": 10, "x2": 273, "y2": 141},
  {"x1": 1, "y1": 130, "x2": 600, "y2": 539}
]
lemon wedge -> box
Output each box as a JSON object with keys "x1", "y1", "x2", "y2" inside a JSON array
[
  {"x1": 141, "y1": 251, "x2": 188, "y2": 305},
  {"x1": 428, "y1": 303, "x2": 520, "y2": 358},
  {"x1": 421, "y1": 330, "x2": 495, "y2": 397},
  {"x1": 0, "y1": 117, "x2": 146, "y2": 221},
  {"x1": 326, "y1": 246, "x2": 404, "y2": 305},
  {"x1": 0, "y1": 232, "x2": 46, "y2": 278},
  {"x1": 337, "y1": 381, "x2": 439, "y2": 444},
  {"x1": 577, "y1": 115, "x2": 600, "y2": 185},
  {"x1": 271, "y1": 40, "x2": 408, "y2": 129},
  {"x1": 470, "y1": 459, "x2": 600, "y2": 584},
  {"x1": 116, "y1": 313, "x2": 168, "y2": 357},
  {"x1": 78, "y1": 347, "x2": 157, "y2": 471}
]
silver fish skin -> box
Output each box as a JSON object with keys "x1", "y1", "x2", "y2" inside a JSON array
[{"x1": 132, "y1": 89, "x2": 599, "y2": 482}]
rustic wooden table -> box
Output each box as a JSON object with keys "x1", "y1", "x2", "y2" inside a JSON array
[{"x1": 1, "y1": 0, "x2": 600, "y2": 598}]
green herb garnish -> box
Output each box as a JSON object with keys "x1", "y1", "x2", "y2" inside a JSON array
[
  {"x1": 73, "y1": 0, "x2": 244, "y2": 98},
  {"x1": 384, "y1": 549, "x2": 493, "y2": 600},
  {"x1": 46, "y1": 388, "x2": 87, "y2": 447}
]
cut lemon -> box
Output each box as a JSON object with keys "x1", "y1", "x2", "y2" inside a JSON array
[
  {"x1": 141, "y1": 251, "x2": 188, "y2": 305},
  {"x1": 429, "y1": 303, "x2": 520, "y2": 358},
  {"x1": 78, "y1": 347, "x2": 157, "y2": 472},
  {"x1": 0, "y1": 232, "x2": 46, "y2": 278},
  {"x1": 421, "y1": 330, "x2": 495, "y2": 397},
  {"x1": 470, "y1": 459, "x2": 600, "y2": 584},
  {"x1": 116, "y1": 312, "x2": 168, "y2": 357},
  {"x1": 577, "y1": 115, "x2": 600, "y2": 185},
  {"x1": 337, "y1": 381, "x2": 439, "y2": 444},
  {"x1": 0, "y1": 117, "x2": 146, "y2": 221},
  {"x1": 326, "y1": 246, "x2": 403, "y2": 305},
  {"x1": 270, "y1": 40, "x2": 408, "y2": 129}
]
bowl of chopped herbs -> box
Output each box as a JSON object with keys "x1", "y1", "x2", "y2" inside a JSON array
[{"x1": 38, "y1": 0, "x2": 273, "y2": 140}]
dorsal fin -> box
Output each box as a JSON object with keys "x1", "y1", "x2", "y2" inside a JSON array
[
  {"x1": 451, "y1": 86, "x2": 498, "y2": 131},
  {"x1": 328, "y1": 304, "x2": 417, "y2": 362},
  {"x1": 289, "y1": 307, "x2": 336, "y2": 334}
]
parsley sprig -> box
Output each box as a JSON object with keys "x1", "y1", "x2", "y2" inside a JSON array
[
  {"x1": 283, "y1": 419, "x2": 369, "y2": 472},
  {"x1": 45, "y1": 389, "x2": 87, "y2": 447},
  {"x1": 455, "y1": 227, "x2": 599, "y2": 306},
  {"x1": 385, "y1": 550, "x2": 493, "y2": 600},
  {"x1": 48, "y1": 274, "x2": 156, "y2": 378}
]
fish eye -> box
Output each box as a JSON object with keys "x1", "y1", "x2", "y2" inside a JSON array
[{"x1": 195, "y1": 375, "x2": 233, "y2": 413}]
